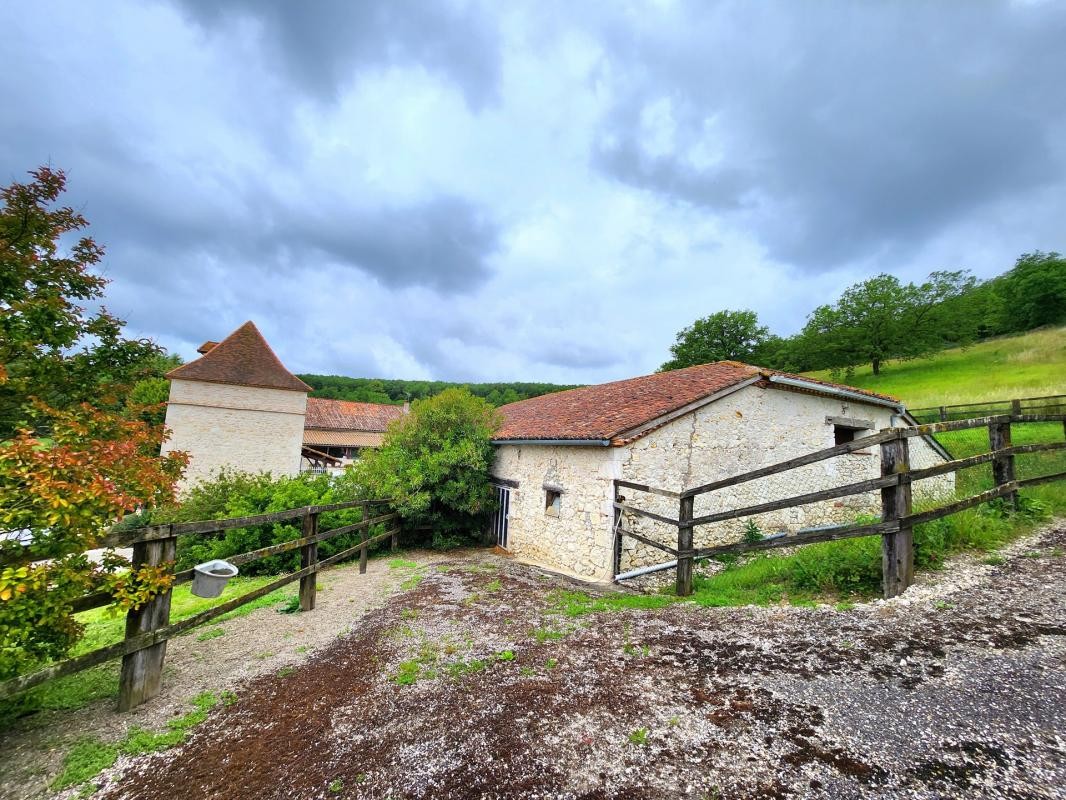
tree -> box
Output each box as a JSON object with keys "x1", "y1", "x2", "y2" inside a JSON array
[
  {"x1": 353, "y1": 388, "x2": 501, "y2": 547},
  {"x1": 0, "y1": 166, "x2": 161, "y2": 438},
  {"x1": 991, "y1": 251, "x2": 1066, "y2": 333},
  {"x1": 0, "y1": 167, "x2": 186, "y2": 678},
  {"x1": 660, "y1": 310, "x2": 771, "y2": 371},
  {"x1": 795, "y1": 271, "x2": 977, "y2": 375}
]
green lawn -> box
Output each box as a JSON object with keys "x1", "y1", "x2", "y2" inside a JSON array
[
  {"x1": 804, "y1": 326, "x2": 1066, "y2": 408},
  {"x1": 0, "y1": 576, "x2": 296, "y2": 728}
]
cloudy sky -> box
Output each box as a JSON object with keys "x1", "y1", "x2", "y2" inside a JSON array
[{"x1": 3, "y1": 0, "x2": 1064, "y2": 384}]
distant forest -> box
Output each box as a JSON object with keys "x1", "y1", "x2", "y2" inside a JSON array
[{"x1": 296, "y1": 375, "x2": 580, "y2": 407}]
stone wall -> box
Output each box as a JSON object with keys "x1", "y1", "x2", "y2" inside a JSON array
[
  {"x1": 618, "y1": 385, "x2": 954, "y2": 570},
  {"x1": 162, "y1": 379, "x2": 307, "y2": 491},
  {"x1": 491, "y1": 444, "x2": 619, "y2": 580}
]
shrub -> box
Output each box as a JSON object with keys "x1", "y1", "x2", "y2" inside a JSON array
[{"x1": 353, "y1": 388, "x2": 501, "y2": 547}]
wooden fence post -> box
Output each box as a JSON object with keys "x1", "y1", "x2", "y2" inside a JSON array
[
  {"x1": 939, "y1": 406, "x2": 947, "y2": 422},
  {"x1": 879, "y1": 433, "x2": 913, "y2": 599},
  {"x1": 299, "y1": 510, "x2": 319, "y2": 612},
  {"x1": 676, "y1": 495, "x2": 694, "y2": 597},
  {"x1": 118, "y1": 534, "x2": 176, "y2": 711},
  {"x1": 989, "y1": 419, "x2": 1018, "y2": 511},
  {"x1": 359, "y1": 524, "x2": 369, "y2": 574},
  {"x1": 1011, "y1": 399, "x2": 1022, "y2": 416}
]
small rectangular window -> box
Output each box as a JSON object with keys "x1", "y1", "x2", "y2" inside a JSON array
[
  {"x1": 834, "y1": 425, "x2": 857, "y2": 446},
  {"x1": 545, "y1": 489, "x2": 562, "y2": 517}
]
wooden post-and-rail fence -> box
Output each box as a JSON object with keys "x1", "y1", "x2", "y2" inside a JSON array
[
  {"x1": 614, "y1": 412, "x2": 1066, "y2": 599},
  {"x1": 0, "y1": 499, "x2": 400, "y2": 711}
]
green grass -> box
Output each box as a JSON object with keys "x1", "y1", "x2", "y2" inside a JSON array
[
  {"x1": 687, "y1": 496, "x2": 1056, "y2": 606},
  {"x1": 51, "y1": 692, "x2": 221, "y2": 791},
  {"x1": 803, "y1": 326, "x2": 1066, "y2": 408},
  {"x1": 547, "y1": 589, "x2": 679, "y2": 616},
  {"x1": 0, "y1": 577, "x2": 297, "y2": 730}
]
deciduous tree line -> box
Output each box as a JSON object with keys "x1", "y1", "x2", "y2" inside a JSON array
[{"x1": 661, "y1": 256, "x2": 1066, "y2": 376}]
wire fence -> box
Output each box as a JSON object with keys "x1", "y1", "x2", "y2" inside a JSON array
[{"x1": 909, "y1": 395, "x2": 1066, "y2": 423}]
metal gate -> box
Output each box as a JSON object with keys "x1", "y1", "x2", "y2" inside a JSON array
[{"x1": 490, "y1": 483, "x2": 511, "y2": 548}]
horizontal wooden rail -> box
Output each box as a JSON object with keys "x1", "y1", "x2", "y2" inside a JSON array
[
  {"x1": 680, "y1": 429, "x2": 900, "y2": 499},
  {"x1": 0, "y1": 499, "x2": 395, "y2": 568},
  {"x1": 0, "y1": 524, "x2": 403, "y2": 701},
  {"x1": 617, "y1": 527, "x2": 679, "y2": 556},
  {"x1": 695, "y1": 520, "x2": 900, "y2": 559},
  {"x1": 614, "y1": 480, "x2": 681, "y2": 500},
  {"x1": 171, "y1": 511, "x2": 400, "y2": 587},
  {"x1": 612, "y1": 501, "x2": 679, "y2": 527},
  {"x1": 689, "y1": 475, "x2": 898, "y2": 528}
]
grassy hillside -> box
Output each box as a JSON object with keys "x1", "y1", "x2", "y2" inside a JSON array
[{"x1": 804, "y1": 326, "x2": 1066, "y2": 408}]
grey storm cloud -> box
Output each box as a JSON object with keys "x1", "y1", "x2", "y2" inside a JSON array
[
  {"x1": 174, "y1": 0, "x2": 502, "y2": 109},
  {"x1": 2, "y1": 0, "x2": 1064, "y2": 382},
  {"x1": 587, "y1": 1, "x2": 1066, "y2": 269}
]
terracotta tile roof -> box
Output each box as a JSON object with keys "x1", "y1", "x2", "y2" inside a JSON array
[
  {"x1": 166, "y1": 321, "x2": 311, "y2": 393},
  {"x1": 304, "y1": 398, "x2": 405, "y2": 433},
  {"x1": 302, "y1": 429, "x2": 386, "y2": 448},
  {"x1": 494, "y1": 362, "x2": 900, "y2": 444}
]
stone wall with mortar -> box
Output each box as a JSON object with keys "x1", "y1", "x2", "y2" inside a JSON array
[
  {"x1": 491, "y1": 444, "x2": 620, "y2": 580},
  {"x1": 162, "y1": 378, "x2": 307, "y2": 491},
  {"x1": 617, "y1": 385, "x2": 954, "y2": 570}
]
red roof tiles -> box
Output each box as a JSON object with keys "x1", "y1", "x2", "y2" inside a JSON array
[
  {"x1": 494, "y1": 362, "x2": 899, "y2": 444},
  {"x1": 304, "y1": 398, "x2": 405, "y2": 433},
  {"x1": 167, "y1": 321, "x2": 312, "y2": 393}
]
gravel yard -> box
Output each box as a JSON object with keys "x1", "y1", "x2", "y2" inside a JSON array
[
  {"x1": 70, "y1": 521, "x2": 1066, "y2": 800},
  {"x1": 10, "y1": 523, "x2": 1066, "y2": 800}
]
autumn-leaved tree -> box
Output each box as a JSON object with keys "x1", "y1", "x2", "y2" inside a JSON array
[{"x1": 0, "y1": 167, "x2": 186, "y2": 679}]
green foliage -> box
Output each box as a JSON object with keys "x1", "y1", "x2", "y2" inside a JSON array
[
  {"x1": 354, "y1": 388, "x2": 501, "y2": 546},
  {"x1": 52, "y1": 738, "x2": 119, "y2": 791},
  {"x1": 0, "y1": 166, "x2": 166, "y2": 436},
  {"x1": 135, "y1": 470, "x2": 377, "y2": 575},
  {"x1": 986, "y1": 251, "x2": 1066, "y2": 334},
  {"x1": 742, "y1": 520, "x2": 763, "y2": 544},
  {"x1": 297, "y1": 374, "x2": 578, "y2": 407},
  {"x1": 628, "y1": 727, "x2": 649, "y2": 745},
  {"x1": 52, "y1": 693, "x2": 220, "y2": 791},
  {"x1": 664, "y1": 252, "x2": 1063, "y2": 380},
  {"x1": 804, "y1": 326, "x2": 1065, "y2": 407},
  {"x1": 660, "y1": 310, "x2": 770, "y2": 371},
  {"x1": 797, "y1": 271, "x2": 977, "y2": 376},
  {"x1": 547, "y1": 589, "x2": 678, "y2": 616}
]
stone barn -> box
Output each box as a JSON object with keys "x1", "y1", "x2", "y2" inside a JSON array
[{"x1": 490, "y1": 362, "x2": 952, "y2": 582}]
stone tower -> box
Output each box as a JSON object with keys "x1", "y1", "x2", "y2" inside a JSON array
[{"x1": 161, "y1": 321, "x2": 310, "y2": 490}]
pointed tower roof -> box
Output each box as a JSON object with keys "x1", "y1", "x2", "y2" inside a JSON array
[{"x1": 167, "y1": 321, "x2": 311, "y2": 393}]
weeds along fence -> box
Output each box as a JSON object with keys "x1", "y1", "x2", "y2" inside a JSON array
[
  {"x1": 0, "y1": 499, "x2": 398, "y2": 711},
  {"x1": 613, "y1": 413, "x2": 1066, "y2": 599}
]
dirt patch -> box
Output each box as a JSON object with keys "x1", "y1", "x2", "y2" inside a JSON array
[{"x1": 74, "y1": 522, "x2": 1066, "y2": 800}]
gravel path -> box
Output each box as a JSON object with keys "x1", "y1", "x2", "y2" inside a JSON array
[
  {"x1": 0, "y1": 549, "x2": 488, "y2": 800},
  {"x1": 76, "y1": 521, "x2": 1066, "y2": 800}
]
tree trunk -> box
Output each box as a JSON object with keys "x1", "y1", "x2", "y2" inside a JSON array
[{"x1": 872, "y1": 357, "x2": 881, "y2": 375}]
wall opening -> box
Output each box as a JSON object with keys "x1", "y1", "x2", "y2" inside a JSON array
[{"x1": 545, "y1": 489, "x2": 562, "y2": 517}]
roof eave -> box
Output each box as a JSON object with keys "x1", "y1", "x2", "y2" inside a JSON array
[
  {"x1": 491, "y1": 438, "x2": 613, "y2": 447},
  {"x1": 766, "y1": 375, "x2": 903, "y2": 410}
]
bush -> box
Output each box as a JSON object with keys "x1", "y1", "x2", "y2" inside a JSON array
[{"x1": 353, "y1": 388, "x2": 501, "y2": 547}]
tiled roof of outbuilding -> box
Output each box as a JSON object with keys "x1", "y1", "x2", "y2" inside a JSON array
[
  {"x1": 304, "y1": 398, "x2": 405, "y2": 432},
  {"x1": 494, "y1": 362, "x2": 899, "y2": 444},
  {"x1": 166, "y1": 321, "x2": 312, "y2": 393}
]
